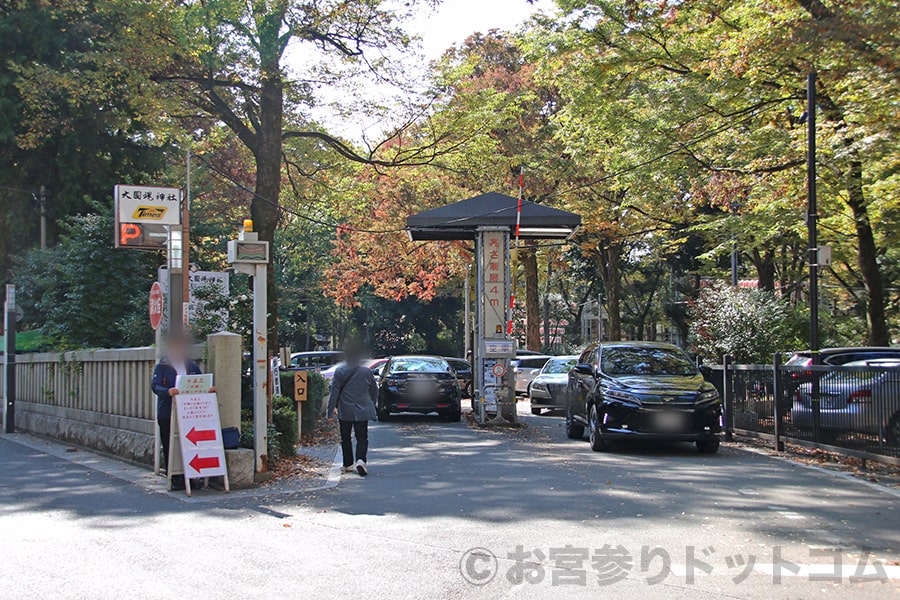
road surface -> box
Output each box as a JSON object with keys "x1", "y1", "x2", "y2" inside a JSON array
[{"x1": 0, "y1": 404, "x2": 897, "y2": 599}]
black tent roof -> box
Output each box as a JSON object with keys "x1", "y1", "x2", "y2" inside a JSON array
[{"x1": 406, "y1": 192, "x2": 581, "y2": 241}]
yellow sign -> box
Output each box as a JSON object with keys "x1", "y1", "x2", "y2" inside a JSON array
[
  {"x1": 132, "y1": 206, "x2": 168, "y2": 220},
  {"x1": 294, "y1": 371, "x2": 308, "y2": 402}
]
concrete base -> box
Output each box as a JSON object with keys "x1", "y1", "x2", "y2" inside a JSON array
[
  {"x1": 17, "y1": 402, "x2": 154, "y2": 464},
  {"x1": 225, "y1": 448, "x2": 255, "y2": 489}
]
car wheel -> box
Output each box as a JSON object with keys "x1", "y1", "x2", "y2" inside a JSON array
[
  {"x1": 886, "y1": 412, "x2": 900, "y2": 446},
  {"x1": 696, "y1": 439, "x2": 720, "y2": 454},
  {"x1": 445, "y1": 406, "x2": 462, "y2": 422},
  {"x1": 466, "y1": 381, "x2": 474, "y2": 398},
  {"x1": 588, "y1": 405, "x2": 609, "y2": 452},
  {"x1": 531, "y1": 407, "x2": 542, "y2": 416},
  {"x1": 377, "y1": 402, "x2": 391, "y2": 421},
  {"x1": 565, "y1": 403, "x2": 584, "y2": 440}
]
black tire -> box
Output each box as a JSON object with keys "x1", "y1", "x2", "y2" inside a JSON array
[
  {"x1": 531, "y1": 407, "x2": 542, "y2": 416},
  {"x1": 696, "y1": 439, "x2": 720, "y2": 454},
  {"x1": 445, "y1": 406, "x2": 462, "y2": 422},
  {"x1": 565, "y1": 403, "x2": 584, "y2": 439},
  {"x1": 886, "y1": 412, "x2": 900, "y2": 446},
  {"x1": 377, "y1": 402, "x2": 391, "y2": 421},
  {"x1": 465, "y1": 381, "x2": 474, "y2": 398},
  {"x1": 588, "y1": 405, "x2": 610, "y2": 452}
]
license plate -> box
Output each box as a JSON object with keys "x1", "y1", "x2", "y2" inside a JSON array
[
  {"x1": 410, "y1": 381, "x2": 434, "y2": 396},
  {"x1": 654, "y1": 411, "x2": 685, "y2": 431}
]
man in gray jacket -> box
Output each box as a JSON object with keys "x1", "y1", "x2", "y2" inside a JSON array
[{"x1": 326, "y1": 341, "x2": 378, "y2": 476}]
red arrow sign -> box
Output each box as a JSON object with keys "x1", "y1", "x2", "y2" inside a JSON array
[
  {"x1": 188, "y1": 454, "x2": 221, "y2": 473},
  {"x1": 185, "y1": 426, "x2": 217, "y2": 446}
]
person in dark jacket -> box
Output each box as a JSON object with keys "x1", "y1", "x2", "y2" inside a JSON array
[
  {"x1": 327, "y1": 341, "x2": 378, "y2": 476},
  {"x1": 151, "y1": 332, "x2": 211, "y2": 478}
]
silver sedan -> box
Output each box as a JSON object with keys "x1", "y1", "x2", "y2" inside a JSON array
[{"x1": 528, "y1": 356, "x2": 579, "y2": 415}]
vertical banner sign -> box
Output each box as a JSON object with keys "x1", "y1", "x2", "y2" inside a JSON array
[
  {"x1": 477, "y1": 229, "x2": 512, "y2": 415},
  {"x1": 174, "y1": 392, "x2": 227, "y2": 479}
]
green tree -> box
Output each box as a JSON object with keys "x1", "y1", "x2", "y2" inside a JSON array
[{"x1": 15, "y1": 211, "x2": 157, "y2": 349}]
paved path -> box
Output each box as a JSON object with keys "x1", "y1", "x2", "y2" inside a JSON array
[{"x1": 1, "y1": 404, "x2": 898, "y2": 599}]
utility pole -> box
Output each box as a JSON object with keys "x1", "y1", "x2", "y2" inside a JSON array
[
  {"x1": 39, "y1": 185, "x2": 48, "y2": 250},
  {"x1": 464, "y1": 265, "x2": 471, "y2": 359},
  {"x1": 182, "y1": 149, "x2": 191, "y2": 330},
  {"x1": 4, "y1": 285, "x2": 16, "y2": 433},
  {"x1": 807, "y1": 70, "x2": 822, "y2": 443},
  {"x1": 807, "y1": 70, "x2": 819, "y2": 354}
]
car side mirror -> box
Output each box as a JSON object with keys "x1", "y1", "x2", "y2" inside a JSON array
[{"x1": 574, "y1": 363, "x2": 595, "y2": 376}]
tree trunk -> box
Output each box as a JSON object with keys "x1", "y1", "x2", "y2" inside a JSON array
[
  {"x1": 846, "y1": 159, "x2": 889, "y2": 345},
  {"x1": 598, "y1": 244, "x2": 622, "y2": 341},
  {"x1": 542, "y1": 251, "x2": 552, "y2": 349},
  {"x1": 523, "y1": 248, "x2": 541, "y2": 351},
  {"x1": 752, "y1": 248, "x2": 776, "y2": 292},
  {"x1": 250, "y1": 57, "x2": 284, "y2": 354}
]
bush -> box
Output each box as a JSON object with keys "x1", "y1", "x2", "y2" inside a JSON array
[
  {"x1": 688, "y1": 282, "x2": 804, "y2": 364},
  {"x1": 271, "y1": 395, "x2": 298, "y2": 458}
]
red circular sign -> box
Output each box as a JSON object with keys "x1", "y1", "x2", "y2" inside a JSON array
[
  {"x1": 491, "y1": 362, "x2": 507, "y2": 378},
  {"x1": 149, "y1": 282, "x2": 163, "y2": 330}
]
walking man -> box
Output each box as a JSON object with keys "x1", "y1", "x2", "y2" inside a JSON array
[{"x1": 327, "y1": 341, "x2": 378, "y2": 476}]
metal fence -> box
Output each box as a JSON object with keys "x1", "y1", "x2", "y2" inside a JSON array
[{"x1": 710, "y1": 356, "x2": 900, "y2": 465}]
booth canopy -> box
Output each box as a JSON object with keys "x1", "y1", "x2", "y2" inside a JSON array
[{"x1": 406, "y1": 192, "x2": 581, "y2": 241}]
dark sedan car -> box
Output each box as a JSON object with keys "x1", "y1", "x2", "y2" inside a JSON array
[
  {"x1": 378, "y1": 356, "x2": 462, "y2": 421},
  {"x1": 444, "y1": 357, "x2": 474, "y2": 398},
  {"x1": 566, "y1": 342, "x2": 723, "y2": 453}
]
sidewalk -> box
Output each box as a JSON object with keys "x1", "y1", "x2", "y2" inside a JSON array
[{"x1": 2, "y1": 432, "x2": 342, "y2": 503}]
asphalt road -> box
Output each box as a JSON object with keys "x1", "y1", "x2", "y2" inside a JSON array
[{"x1": 1, "y1": 402, "x2": 898, "y2": 599}]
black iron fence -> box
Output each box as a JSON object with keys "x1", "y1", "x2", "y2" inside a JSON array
[{"x1": 709, "y1": 356, "x2": 900, "y2": 465}]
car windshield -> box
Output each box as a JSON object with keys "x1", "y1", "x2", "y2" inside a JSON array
[
  {"x1": 544, "y1": 358, "x2": 577, "y2": 374},
  {"x1": 601, "y1": 347, "x2": 697, "y2": 376},
  {"x1": 389, "y1": 358, "x2": 449, "y2": 374}
]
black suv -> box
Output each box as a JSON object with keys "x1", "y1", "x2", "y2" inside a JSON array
[{"x1": 566, "y1": 342, "x2": 723, "y2": 453}]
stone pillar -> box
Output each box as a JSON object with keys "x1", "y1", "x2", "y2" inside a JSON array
[{"x1": 206, "y1": 332, "x2": 242, "y2": 430}]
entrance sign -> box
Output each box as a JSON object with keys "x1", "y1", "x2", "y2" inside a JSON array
[
  {"x1": 115, "y1": 185, "x2": 182, "y2": 226},
  {"x1": 294, "y1": 371, "x2": 308, "y2": 402},
  {"x1": 149, "y1": 282, "x2": 163, "y2": 330},
  {"x1": 169, "y1": 388, "x2": 229, "y2": 496}
]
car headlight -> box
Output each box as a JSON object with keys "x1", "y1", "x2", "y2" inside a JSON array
[
  {"x1": 696, "y1": 389, "x2": 720, "y2": 405},
  {"x1": 605, "y1": 389, "x2": 641, "y2": 405}
]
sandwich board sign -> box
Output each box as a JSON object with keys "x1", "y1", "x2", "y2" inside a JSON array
[{"x1": 169, "y1": 377, "x2": 229, "y2": 496}]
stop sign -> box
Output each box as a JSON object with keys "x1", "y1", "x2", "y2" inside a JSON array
[{"x1": 149, "y1": 282, "x2": 163, "y2": 330}]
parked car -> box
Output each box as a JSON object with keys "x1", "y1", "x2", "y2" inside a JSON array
[
  {"x1": 444, "y1": 357, "x2": 474, "y2": 398},
  {"x1": 529, "y1": 355, "x2": 578, "y2": 414},
  {"x1": 378, "y1": 356, "x2": 462, "y2": 421},
  {"x1": 783, "y1": 347, "x2": 900, "y2": 407},
  {"x1": 566, "y1": 342, "x2": 723, "y2": 453},
  {"x1": 284, "y1": 351, "x2": 344, "y2": 371},
  {"x1": 513, "y1": 355, "x2": 551, "y2": 396},
  {"x1": 791, "y1": 359, "x2": 900, "y2": 445}
]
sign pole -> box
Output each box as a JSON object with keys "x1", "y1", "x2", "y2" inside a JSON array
[
  {"x1": 4, "y1": 285, "x2": 15, "y2": 433},
  {"x1": 182, "y1": 149, "x2": 191, "y2": 328},
  {"x1": 228, "y1": 220, "x2": 270, "y2": 472}
]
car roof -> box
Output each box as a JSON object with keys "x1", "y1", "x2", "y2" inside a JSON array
[
  {"x1": 390, "y1": 355, "x2": 446, "y2": 361},
  {"x1": 291, "y1": 350, "x2": 343, "y2": 357},
  {"x1": 843, "y1": 358, "x2": 900, "y2": 366},
  {"x1": 547, "y1": 355, "x2": 579, "y2": 360},
  {"x1": 792, "y1": 347, "x2": 900, "y2": 356},
  {"x1": 582, "y1": 341, "x2": 684, "y2": 352}
]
